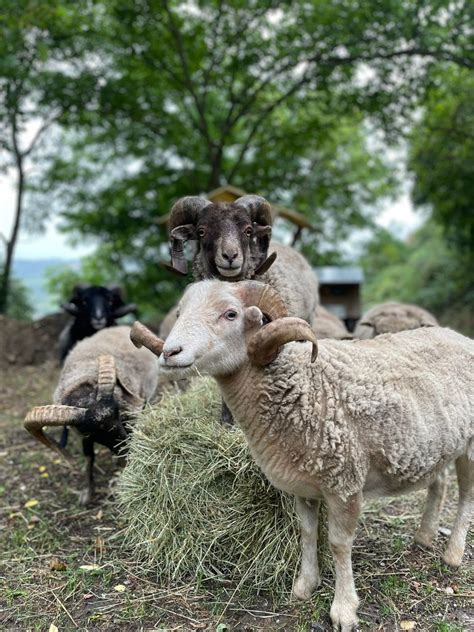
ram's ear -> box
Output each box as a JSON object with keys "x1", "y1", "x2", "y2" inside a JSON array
[
  {"x1": 61, "y1": 302, "x2": 79, "y2": 316},
  {"x1": 253, "y1": 224, "x2": 272, "y2": 238},
  {"x1": 244, "y1": 306, "x2": 264, "y2": 330},
  {"x1": 170, "y1": 224, "x2": 197, "y2": 241}
]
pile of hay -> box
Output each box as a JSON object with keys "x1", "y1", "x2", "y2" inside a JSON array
[{"x1": 118, "y1": 378, "x2": 306, "y2": 599}]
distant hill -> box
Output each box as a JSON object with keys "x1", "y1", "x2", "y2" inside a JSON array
[{"x1": 13, "y1": 258, "x2": 80, "y2": 318}]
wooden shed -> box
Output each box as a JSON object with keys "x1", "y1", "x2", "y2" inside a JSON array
[{"x1": 316, "y1": 266, "x2": 364, "y2": 332}]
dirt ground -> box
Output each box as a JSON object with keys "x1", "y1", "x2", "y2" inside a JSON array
[{"x1": 0, "y1": 362, "x2": 472, "y2": 632}]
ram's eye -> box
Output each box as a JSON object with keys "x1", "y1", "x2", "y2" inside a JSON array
[
  {"x1": 244, "y1": 226, "x2": 252, "y2": 237},
  {"x1": 198, "y1": 227, "x2": 206, "y2": 237},
  {"x1": 224, "y1": 310, "x2": 238, "y2": 321}
]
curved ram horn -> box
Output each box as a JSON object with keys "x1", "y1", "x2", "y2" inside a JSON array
[
  {"x1": 237, "y1": 280, "x2": 288, "y2": 321},
  {"x1": 161, "y1": 261, "x2": 188, "y2": 277},
  {"x1": 254, "y1": 251, "x2": 277, "y2": 276},
  {"x1": 97, "y1": 355, "x2": 116, "y2": 400},
  {"x1": 168, "y1": 196, "x2": 212, "y2": 231},
  {"x1": 233, "y1": 195, "x2": 273, "y2": 226},
  {"x1": 130, "y1": 321, "x2": 165, "y2": 357},
  {"x1": 24, "y1": 404, "x2": 88, "y2": 462},
  {"x1": 113, "y1": 303, "x2": 137, "y2": 318},
  {"x1": 168, "y1": 196, "x2": 212, "y2": 274},
  {"x1": 247, "y1": 317, "x2": 318, "y2": 366}
]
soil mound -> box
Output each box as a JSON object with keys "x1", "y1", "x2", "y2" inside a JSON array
[{"x1": 0, "y1": 313, "x2": 69, "y2": 368}]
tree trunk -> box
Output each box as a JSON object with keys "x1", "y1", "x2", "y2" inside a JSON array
[
  {"x1": 0, "y1": 158, "x2": 24, "y2": 314},
  {"x1": 207, "y1": 146, "x2": 223, "y2": 190}
]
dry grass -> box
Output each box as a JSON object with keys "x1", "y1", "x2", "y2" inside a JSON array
[{"x1": 118, "y1": 378, "x2": 308, "y2": 600}]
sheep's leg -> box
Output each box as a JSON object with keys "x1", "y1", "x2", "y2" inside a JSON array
[
  {"x1": 79, "y1": 437, "x2": 95, "y2": 505},
  {"x1": 292, "y1": 497, "x2": 321, "y2": 600},
  {"x1": 443, "y1": 455, "x2": 473, "y2": 567},
  {"x1": 326, "y1": 492, "x2": 361, "y2": 632},
  {"x1": 415, "y1": 468, "x2": 448, "y2": 548}
]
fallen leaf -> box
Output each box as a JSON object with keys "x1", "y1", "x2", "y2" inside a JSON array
[
  {"x1": 53, "y1": 459, "x2": 61, "y2": 464},
  {"x1": 8, "y1": 512, "x2": 22, "y2": 519},
  {"x1": 400, "y1": 622, "x2": 416, "y2": 630},
  {"x1": 114, "y1": 584, "x2": 126, "y2": 592},
  {"x1": 79, "y1": 564, "x2": 102, "y2": 571},
  {"x1": 48, "y1": 624, "x2": 59, "y2": 632},
  {"x1": 38, "y1": 465, "x2": 47, "y2": 473},
  {"x1": 24, "y1": 498, "x2": 39, "y2": 509},
  {"x1": 83, "y1": 593, "x2": 94, "y2": 600},
  {"x1": 49, "y1": 559, "x2": 67, "y2": 571},
  {"x1": 40, "y1": 473, "x2": 49, "y2": 478}
]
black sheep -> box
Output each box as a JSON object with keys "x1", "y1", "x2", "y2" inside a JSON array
[{"x1": 59, "y1": 284, "x2": 136, "y2": 363}]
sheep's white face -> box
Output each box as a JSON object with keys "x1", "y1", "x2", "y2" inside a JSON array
[{"x1": 159, "y1": 281, "x2": 263, "y2": 379}]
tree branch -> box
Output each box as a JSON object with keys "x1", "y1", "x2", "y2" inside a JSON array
[{"x1": 160, "y1": 0, "x2": 214, "y2": 152}]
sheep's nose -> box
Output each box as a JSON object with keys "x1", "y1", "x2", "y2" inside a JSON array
[
  {"x1": 163, "y1": 346, "x2": 182, "y2": 359},
  {"x1": 222, "y1": 251, "x2": 238, "y2": 262}
]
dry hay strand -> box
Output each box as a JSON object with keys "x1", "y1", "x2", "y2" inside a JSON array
[{"x1": 117, "y1": 378, "x2": 313, "y2": 600}]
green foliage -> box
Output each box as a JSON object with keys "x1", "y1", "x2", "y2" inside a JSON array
[
  {"x1": 361, "y1": 221, "x2": 474, "y2": 335},
  {"x1": 4, "y1": 277, "x2": 34, "y2": 321},
  {"x1": 409, "y1": 68, "x2": 474, "y2": 257}
]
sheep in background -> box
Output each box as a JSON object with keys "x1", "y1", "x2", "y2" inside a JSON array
[
  {"x1": 355, "y1": 301, "x2": 438, "y2": 339},
  {"x1": 59, "y1": 284, "x2": 136, "y2": 363},
  {"x1": 25, "y1": 326, "x2": 158, "y2": 505},
  {"x1": 313, "y1": 305, "x2": 352, "y2": 340},
  {"x1": 130, "y1": 280, "x2": 473, "y2": 632},
  {"x1": 166, "y1": 195, "x2": 319, "y2": 325}
]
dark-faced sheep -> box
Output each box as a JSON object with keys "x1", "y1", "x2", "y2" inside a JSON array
[
  {"x1": 59, "y1": 284, "x2": 136, "y2": 363},
  {"x1": 25, "y1": 326, "x2": 157, "y2": 504},
  {"x1": 166, "y1": 195, "x2": 319, "y2": 326}
]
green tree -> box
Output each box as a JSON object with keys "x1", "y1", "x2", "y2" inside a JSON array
[
  {"x1": 2, "y1": 276, "x2": 34, "y2": 321},
  {"x1": 361, "y1": 221, "x2": 473, "y2": 335},
  {"x1": 39, "y1": 0, "x2": 472, "y2": 311},
  {"x1": 409, "y1": 68, "x2": 474, "y2": 258},
  {"x1": 0, "y1": 0, "x2": 98, "y2": 314}
]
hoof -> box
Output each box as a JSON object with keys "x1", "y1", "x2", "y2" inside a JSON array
[
  {"x1": 442, "y1": 550, "x2": 463, "y2": 568},
  {"x1": 79, "y1": 488, "x2": 93, "y2": 506},
  {"x1": 330, "y1": 597, "x2": 359, "y2": 632},
  {"x1": 292, "y1": 575, "x2": 320, "y2": 601},
  {"x1": 414, "y1": 530, "x2": 435, "y2": 549}
]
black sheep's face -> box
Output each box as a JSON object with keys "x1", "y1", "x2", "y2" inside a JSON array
[
  {"x1": 64, "y1": 285, "x2": 129, "y2": 329},
  {"x1": 171, "y1": 204, "x2": 272, "y2": 279}
]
